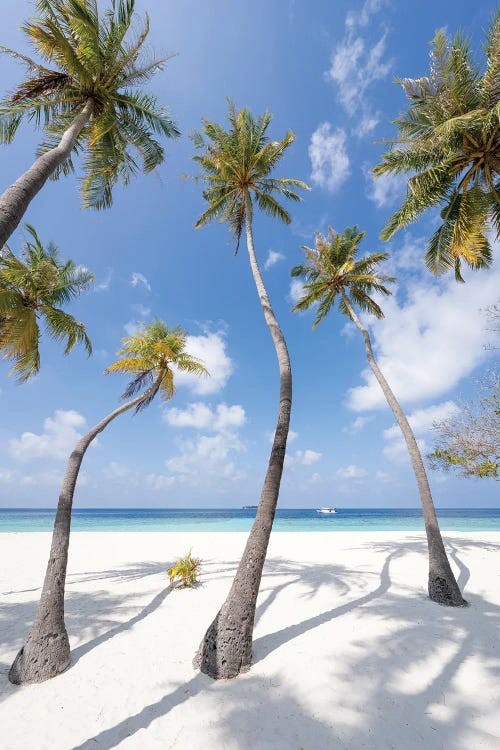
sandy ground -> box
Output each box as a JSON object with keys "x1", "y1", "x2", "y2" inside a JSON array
[{"x1": 0, "y1": 530, "x2": 499, "y2": 750}]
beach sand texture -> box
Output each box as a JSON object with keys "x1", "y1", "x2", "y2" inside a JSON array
[{"x1": 1, "y1": 531, "x2": 499, "y2": 749}]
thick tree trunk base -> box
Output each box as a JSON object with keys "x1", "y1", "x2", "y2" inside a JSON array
[
  {"x1": 8, "y1": 628, "x2": 70, "y2": 685},
  {"x1": 428, "y1": 571, "x2": 466, "y2": 607},
  {"x1": 193, "y1": 608, "x2": 253, "y2": 680}
]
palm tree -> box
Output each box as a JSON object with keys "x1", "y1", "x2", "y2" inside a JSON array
[
  {"x1": 374, "y1": 14, "x2": 500, "y2": 282},
  {"x1": 8, "y1": 320, "x2": 208, "y2": 685},
  {"x1": 0, "y1": 224, "x2": 92, "y2": 381},
  {"x1": 190, "y1": 101, "x2": 309, "y2": 679},
  {"x1": 292, "y1": 226, "x2": 465, "y2": 607},
  {"x1": 0, "y1": 0, "x2": 179, "y2": 249}
]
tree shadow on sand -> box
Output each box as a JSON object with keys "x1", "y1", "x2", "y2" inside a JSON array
[{"x1": 67, "y1": 536, "x2": 499, "y2": 750}]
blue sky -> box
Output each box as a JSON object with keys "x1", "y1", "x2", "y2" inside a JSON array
[{"x1": 1, "y1": 0, "x2": 498, "y2": 509}]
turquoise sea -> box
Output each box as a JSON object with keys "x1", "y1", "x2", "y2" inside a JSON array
[{"x1": 0, "y1": 507, "x2": 499, "y2": 532}]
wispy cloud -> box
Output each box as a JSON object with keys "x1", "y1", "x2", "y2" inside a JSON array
[
  {"x1": 264, "y1": 250, "x2": 285, "y2": 270},
  {"x1": 309, "y1": 123, "x2": 350, "y2": 192},
  {"x1": 130, "y1": 272, "x2": 151, "y2": 292},
  {"x1": 336, "y1": 464, "x2": 368, "y2": 479},
  {"x1": 363, "y1": 165, "x2": 406, "y2": 208},
  {"x1": 95, "y1": 269, "x2": 113, "y2": 292},
  {"x1": 325, "y1": 0, "x2": 391, "y2": 136}
]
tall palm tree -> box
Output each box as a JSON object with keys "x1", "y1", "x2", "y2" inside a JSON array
[
  {"x1": 374, "y1": 13, "x2": 500, "y2": 282},
  {"x1": 9, "y1": 320, "x2": 208, "y2": 685},
  {"x1": 191, "y1": 102, "x2": 309, "y2": 679},
  {"x1": 0, "y1": 223, "x2": 92, "y2": 381},
  {"x1": 0, "y1": 0, "x2": 179, "y2": 249},
  {"x1": 292, "y1": 226, "x2": 465, "y2": 607}
]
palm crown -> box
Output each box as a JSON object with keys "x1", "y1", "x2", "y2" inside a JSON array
[
  {"x1": 105, "y1": 320, "x2": 208, "y2": 412},
  {"x1": 0, "y1": 0, "x2": 179, "y2": 209},
  {"x1": 192, "y1": 100, "x2": 309, "y2": 250},
  {"x1": 291, "y1": 226, "x2": 395, "y2": 327},
  {"x1": 374, "y1": 14, "x2": 500, "y2": 281},
  {"x1": 0, "y1": 224, "x2": 93, "y2": 382}
]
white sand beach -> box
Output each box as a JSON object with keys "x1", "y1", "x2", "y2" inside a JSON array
[{"x1": 0, "y1": 530, "x2": 499, "y2": 750}]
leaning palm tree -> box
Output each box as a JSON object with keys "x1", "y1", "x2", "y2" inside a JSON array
[
  {"x1": 191, "y1": 101, "x2": 309, "y2": 679},
  {"x1": 374, "y1": 14, "x2": 499, "y2": 281},
  {"x1": 9, "y1": 320, "x2": 208, "y2": 685},
  {"x1": 292, "y1": 226, "x2": 465, "y2": 607},
  {"x1": 0, "y1": 0, "x2": 179, "y2": 249},
  {"x1": 0, "y1": 224, "x2": 92, "y2": 381}
]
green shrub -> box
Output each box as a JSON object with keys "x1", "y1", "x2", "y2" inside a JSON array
[{"x1": 167, "y1": 550, "x2": 201, "y2": 588}]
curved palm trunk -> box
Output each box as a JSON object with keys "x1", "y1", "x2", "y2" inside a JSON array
[
  {"x1": 9, "y1": 379, "x2": 160, "y2": 685},
  {"x1": 344, "y1": 294, "x2": 465, "y2": 606},
  {"x1": 0, "y1": 99, "x2": 93, "y2": 250},
  {"x1": 194, "y1": 192, "x2": 292, "y2": 679}
]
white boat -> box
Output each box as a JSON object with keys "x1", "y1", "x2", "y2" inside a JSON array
[{"x1": 316, "y1": 507, "x2": 337, "y2": 514}]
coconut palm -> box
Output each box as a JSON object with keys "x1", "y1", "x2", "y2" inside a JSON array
[
  {"x1": 0, "y1": 0, "x2": 179, "y2": 249},
  {"x1": 292, "y1": 226, "x2": 465, "y2": 607},
  {"x1": 191, "y1": 101, "x2": 309, "y2": 679},
  {"x1": 0, "y1": 224, "x2": 92, "y2": 381},
  {"x1": 374, "y1": 14, "x2": 500, "y2": 282},
  {"x1": 8, "y1": 320, "x2": 208, "y2": 685}
]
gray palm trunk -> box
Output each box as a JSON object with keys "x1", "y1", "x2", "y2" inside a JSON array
[
  {"x1": 194, "y1": 192, "x2": 293, "y2": 679},
  {"x1": 9, "y1": 377, "x2": 161, "y2": 685},
  {"x1": 343, "y1": 293, "x2": 465, "y2": 606},
  {"x1": 0, "y1": 99, "x2": 93, "y2": 250}
]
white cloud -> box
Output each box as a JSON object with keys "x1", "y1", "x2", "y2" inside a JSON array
[
  {"x1": 130, "y1": 272, "x2": 151, "y2": 291},
  {"x1": 343, "y1": 415, "x2": 373, "y2": 434},
  {"x1": 364, "y1": 166, "x2": 406, "y2": 208},
  {"x1": 124, "y1": 320, "x2": 142, "y2": 337},
  {"x1": 9, "y1": 410, "x2": 87, "y2": 461},
  {"x1": 325, "y1": 2, "x2": 390, "y2": 138},
  {"x1": 164, "y1": 402, "x2": 246, "y2": 432},
  {"x1": 346, "y1": 0, "x2": 384, "y2": 29},
  {"x1": 347, "y1": 256, "x2": 500, "y2": 410},
  {"x1": 144, "y1": 473, "x2": 177, "y2": 491},
  {"x1": 383, "y1": 401, "x2": 460, "y2": 442},
  {"x1": 327, "y1": 33, "x2": 391, "y2": 117},
  {"x1": 336, "y1": 464, "x2": 368, "y2": 479},
  {"x1": 288, "y1": 448, "x2": 322, "y2": 466},
  {"x1": 309, "y1": 123, "x2": 350, "y2": 192},
  {"x1": 104, "y1": 462, "x2": 132, "y2": 479},
  {"x1": 95, "y1": 269, "x2": 112, "y2": 292},
  {"x1": 0, "y1": 468, "x2": 16, "y2": 483},
  {"x1": 264, "y1": 250, "x2": 285, "y2": 270},
  {"x1": 376, "y1": 470, "x2": 391, "y2": 481},
  {"x1": 382, "y1": 401, "x2": 459, "y2": 464},
  {"x1": 132, "y1": 304, "x2": 151, "y2": 318},
  {"x1": 166, "y1": 432, "x2": 245, "y2": 483},
  {"x1": 354, "y1": 114, "x2": 380, "y2": 137},
  {"x1": 175, "y1": 330, "x2": 233, "y2": 395},
  {"x1": 288, "y1": 279, "x2": 306, "y2": 305},
  {"x1": 383, "y1": 435, "x2": 427, "y2": 464}
]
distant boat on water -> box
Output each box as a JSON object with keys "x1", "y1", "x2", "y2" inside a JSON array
[
  {"x1": 316, "y1": 507, "x2": 337, "y2": 514},
  {"x1": 242, "y1": 505, "x2": 258, "y2": 509}
]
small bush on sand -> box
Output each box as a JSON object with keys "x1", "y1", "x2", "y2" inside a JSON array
[{"x1": 168, "y1": 551, "x2": 201, "y2": 588}]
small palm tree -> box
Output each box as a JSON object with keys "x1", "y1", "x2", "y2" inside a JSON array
[
  {"x1": 0, "y1": 224, "x2": 92, "y2": 381},
  {"x1": 374, "y1": 14, "x2": 500, "y2": 281},
  {"x1": 0, "y1": 0, "x2": 179, "y2": 248},
  {"x1": 292, "y1": 226, "x2": 465, "y2": 607},
  {"x1": 191, "y1": 101, "x2": 309, "y2": 679},
  {"x1": 9, "y1": 320, "x2": 208, "y2": 685}
]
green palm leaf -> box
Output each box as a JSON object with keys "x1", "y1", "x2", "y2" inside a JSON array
[
  {"x1": 375, "y1": 16, "x2": 500, "y2": 278},
  {"x1": 1, "y1": 0, "x2": 179, "y2": 210}
]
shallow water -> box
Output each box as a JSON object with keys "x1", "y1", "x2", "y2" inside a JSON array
[{"x1": 0, "y1": 507, "x2": 499, "y2": 532}]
